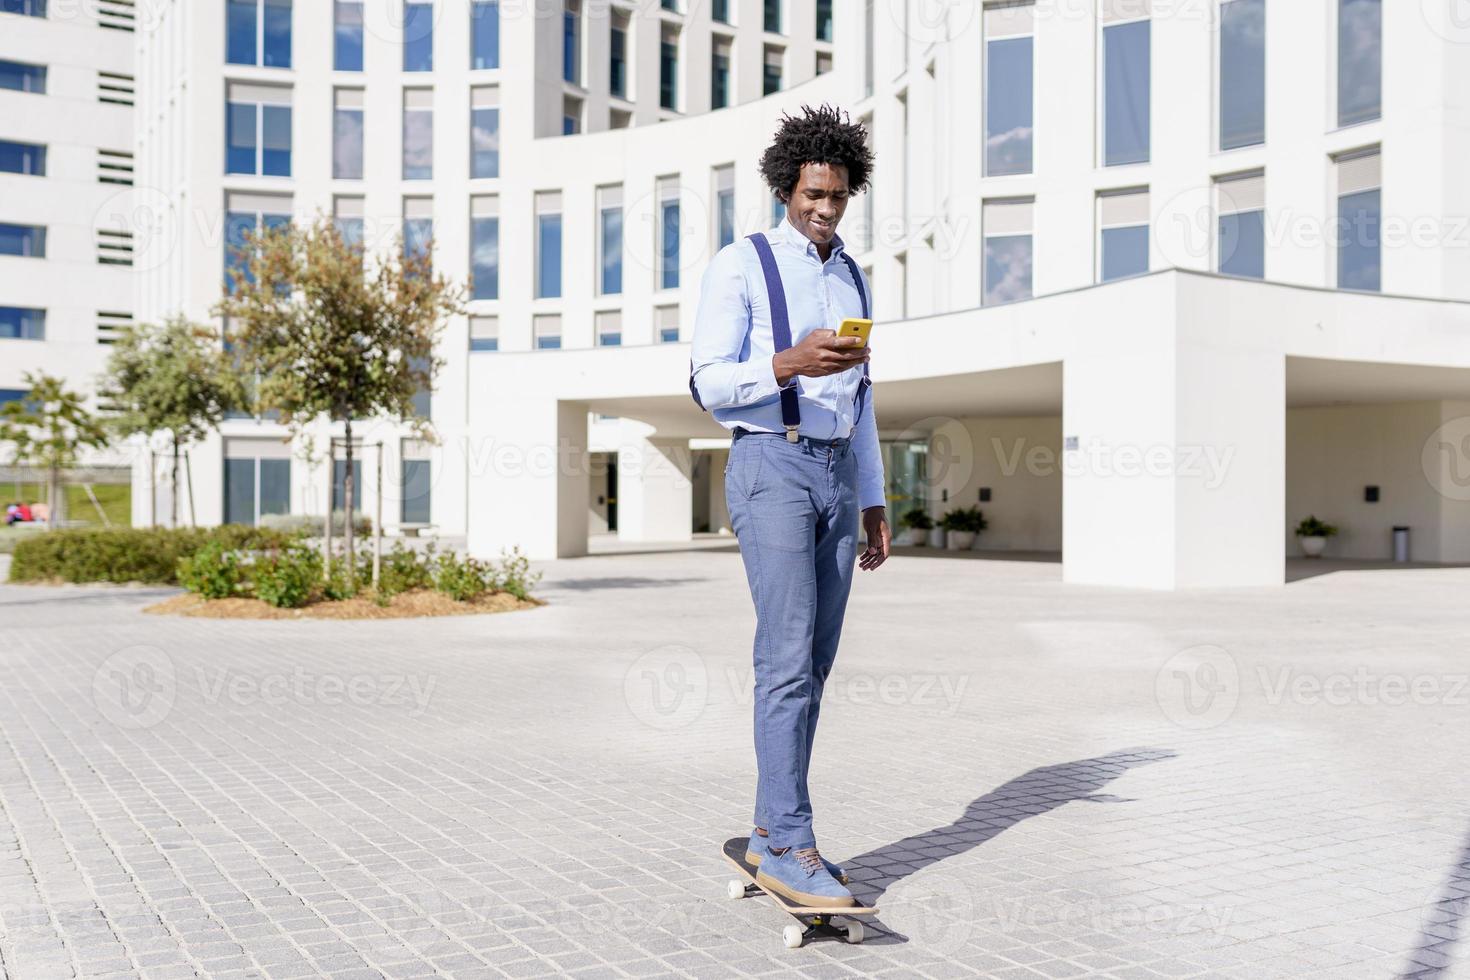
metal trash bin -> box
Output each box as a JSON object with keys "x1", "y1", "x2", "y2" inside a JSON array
[{"x1": 1392, "y1": 526, "x2": 1410, "y2": 563}]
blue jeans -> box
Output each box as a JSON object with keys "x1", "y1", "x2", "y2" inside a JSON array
[{"x1": 725, "y1": 428, "x2": 859, "y2": 850}]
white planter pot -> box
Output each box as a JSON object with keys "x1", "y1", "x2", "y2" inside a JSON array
[
  {"x1": 928, "y1": 527, "x2": 946, "y2": 548},
  {"x1": 902, "y1": 527, "x2": 928, "y2": 546},
  {"x1": 1298, "y1": 535, "x2": 1327, "y2": 558},
  {"x1": 947, "y1": 530, "x2": 976, "y2": 550},
  {"x1": 969, "y1": 533, "x2": 986, "y2": 551}
]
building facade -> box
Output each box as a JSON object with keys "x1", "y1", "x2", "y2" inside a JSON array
[{"x1": 6, "y1": 0, "x2": 1470, "y2": 587}]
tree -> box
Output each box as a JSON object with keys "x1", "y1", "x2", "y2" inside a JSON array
[
  {"x1": 215, "y1": 215, "x2": 464, "y2": 586},
  {"x1": 101, "y1": 317, "x2": 246, "y2": 527},
  {"x1": 0, "y1": 373, "x2": 110, "y2": 529}
]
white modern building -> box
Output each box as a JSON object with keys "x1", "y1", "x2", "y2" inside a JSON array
[
  {"x1": 0, "y1": 0, "x2": 138, "y2": 514},
  {"x1": 6, "y1": 0, "x2": 1470, "y2": 588}
]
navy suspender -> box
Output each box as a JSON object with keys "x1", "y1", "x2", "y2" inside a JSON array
[
  {"x1": 748, "y1": 233, "x2": 803, "y2": 442},
  {"x1": 689, "y1": 233, "x2": 871, "y2": 438}
]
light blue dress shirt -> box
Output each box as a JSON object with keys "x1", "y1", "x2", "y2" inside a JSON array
[{"x1": 691, "y1": 215, "x2": 886, "y2": 512}]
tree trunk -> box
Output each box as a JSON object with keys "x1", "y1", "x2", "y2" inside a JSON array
[
  {"x1": 344, "y1": 419, "x2": 355, "y2": 587},
  {"x1": 171, "y1": 436, "x2": 180, "y2": 528}
]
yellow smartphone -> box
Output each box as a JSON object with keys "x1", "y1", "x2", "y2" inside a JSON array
[{"x1": 836, "y1": 317, "x2": 873, "y2": 346}]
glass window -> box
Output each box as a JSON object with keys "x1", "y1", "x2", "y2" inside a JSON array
[
  {"x1": 1336, "y1": 150, "x2": 1381, "y2": 291},
  {"x1": 658, "y1": 177, "x2": 680, "y2": 290},
  {"x1": 334, "y1": 1, "x2": 363, "y2": 71},
  {"x1": 1338, "y1": 0, "x2": 1380, "y2": 127},
  {"x1": 763, "y1": 45, "x2": 782, "y2": 95},
  {"x1": 1215, "y1": 172, "x2": 1265, "y2": 278},
  {"x1": 982, "y1": 199, "x2": 1033, "y2": 306},
  {"x1": 403, "y1": 89, "x2": 433, "y2": 180},
  {"x1": 863, "y1": 0, "x2": 874, "y2": 97},
  {"x1": 404, "y1": 2, "x2": 433, "y2": 72},
  {"x1": 564, "y1": 0, "x2": 580, "y2": 85},
  {"x1": 984, "y1": 4, "x2": 1034, "y2": 177},
  {"x1": 712, "y1": 0, "x2": 730, "y2": 23},
  {"x1": 224, "y1": 443, "x2": 290, "y2": 524},
  {"x1": 816, "y1": 51, "x2": 832, "y2": 75},
  {"x1": 227, "y1": 0, "x2": 258, "y2": 65},
  {"x1": 471, "y1": 196, "x2": 499, "y2": 301},
  {"x1": 0, "y1": 140, "x2": 45, "y2": 176},
  {"x1": 599, "y1": 186, "x2": 623, "y2": 295},
  {"x1": 0, "y1": 223, "x2": 46, "y2": 258},
  {"x1": 226, "y1": 86, "x2": 292, "y2": 177},
  {"x1": 224, "y1": 200, "x2": 292, "y2": 291},
  {"x1": 656, "y1": 305, "x2": 679, "y2": 343},
  {"x1": 611, "y1": 17, "x2": 628, "y2": 97},
  {"x1": 660, "y1": 28, "x2": 679, "y2": 109},
  {"x1": 333, "y1": 89, "x2": 364, "y2": 180},
  {"x1": 1098, "y1": 188, "x2": 1149, "y2": 282},
  {"x1": 816, "y1": 0, "x2": 832, "y2": 41},
  {"x1": 332, "y1": 459, "x2": 363, "y2": 512},
  {"x1": 469, "y1": 315, "x2": 498, "y2": 351},
  {"x1": 764, "y1": 0, "x2": 781, "y2": 33},
  {"x1": 534, "y1": 314, "x2": 562, "y2": 349},
  {"x1": 596, "y1": 310, "x2": 622, "y2": 346},
  {"x1": 0, "y1": 0, "x2": 46, "y2": 15},
  {"x1": 403, "y1": 198, "x2": 433, "y2": 268},
  {"x1": 471, "y1": 86, "x2": 500, "y2": 178},
  {"x1": 227, "y1": 0, "x2": 291, "y2": 68},
  {"x1": 333, "y1": 196, "x2": 364, "y2": 250},
  {"x1": 536, "y1": 192, "x2": 562, "y2": 299},
  {"x1": 714, "y1": 166, "x2": 735, "y2": 251},
  {"x1": 563, "y1": 96, "x2": 581, "y2": 134},
  {"x1": 1219, "y1": 0, "x2": 1265, "y2": 149},
  {"x1": 0, "y1": 59, "x2": 46, "y2": 94},
  {"x1": 472, "y1": 0, "x2": 500, "y2": 70},
  {"x1": 409, "y1": 355, "x2": 431, "y2": 419},
  {"x1": 1103, "y1": 18, "x2": 1150, "y2": 166},
  {"x1": 401, "y1": 451, "x2": 431, "y2": 524},
  {"x1": 0, "y1": 306, "x2": 45, "y2": 340},
  {"x1": 711, "y1": 39, "x2": 730, "y2": 109}
]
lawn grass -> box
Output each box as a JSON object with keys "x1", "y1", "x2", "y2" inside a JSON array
[{"x1": 2, "y1": 482, "x2": 132, "y2": 528}]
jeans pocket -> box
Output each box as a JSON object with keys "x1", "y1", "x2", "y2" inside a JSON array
[{"x1": 728, "y1": 438, "x2": 765, "y2": 502}]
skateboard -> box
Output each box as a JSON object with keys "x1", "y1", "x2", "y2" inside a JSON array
[{"x1": 721, "y1": 837, "x2": 878, "y2": 948}]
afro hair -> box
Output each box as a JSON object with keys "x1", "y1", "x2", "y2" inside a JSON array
[{"x1": 758, "y1": 103, "x2": 874, "y2": 205}]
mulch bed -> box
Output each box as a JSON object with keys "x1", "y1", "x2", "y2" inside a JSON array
[{"x1": 143, "y1": 588, "x2": 543, "y2": 620}]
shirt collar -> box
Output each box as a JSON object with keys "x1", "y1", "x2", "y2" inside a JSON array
[{"x1": 771, "y1": 213, "x2": 846, "y2": 263}]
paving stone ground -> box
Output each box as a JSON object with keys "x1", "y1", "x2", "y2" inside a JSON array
[{"x1": 0, "y1": 545, "x2": 1467, "y2": 979}]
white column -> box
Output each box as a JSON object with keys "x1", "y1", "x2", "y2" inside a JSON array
[
  {"x1": 616, "y1": 437, "x2": 694, "y2": 542},
  {"x1": 465, "y1": 398, "x2": 589, "y2": 560},
  {"x1": 1063, "y1": 274, "x2": 1285, "y2": 589}
]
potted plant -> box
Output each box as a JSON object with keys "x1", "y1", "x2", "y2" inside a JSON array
[
  {"x1": 899, "y1": 508, "x2": 933, "y2": 546},
  {"x1": 1294, "y1": 515, "x2": 1338, "y2": 558},
  {"x1": 939, "y1": 506, "x2": 988, "y2": 551}
]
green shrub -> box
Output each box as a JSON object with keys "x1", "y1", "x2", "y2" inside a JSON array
[
  {"x1": 376, "y1": 541, "x2": 434, "y2": 600},
  {"x1": 494, "y1": 547, "x2": 541, "y2": 601},
  {"x1": 8, "y1": 525, "x2": 295, "y2": 585},
  {"x1": 176, "y1": 540, "x2": 246, "y2": 599},
  {"x1": 251, "y1": 544, "x2": 322, "y2": 609},
  {"x1": 939, "y1": 506, "x2": 988, "y2": 534},
  {"x1": 900, "y1": 508, "x2": 934, "y2": 531},
  {"x1": 433, "y1": 551, "x2": 493, "y2": 601},
  {"x1": 1294, "y1": 515, "x2": 1338, "y2": 538}
]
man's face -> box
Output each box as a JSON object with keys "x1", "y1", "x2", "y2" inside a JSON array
[{"x1": 784, "y1": 162, "x2": 850, "y2": 246}]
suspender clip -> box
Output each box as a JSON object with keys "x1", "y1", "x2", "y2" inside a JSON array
[{"x1": 785, "y1": 425, "x2": 800, "y2": 443}]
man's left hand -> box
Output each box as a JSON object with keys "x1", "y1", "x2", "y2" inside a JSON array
[{"x1": 859, "y1": 506, "x2": 890, "y2": 571}]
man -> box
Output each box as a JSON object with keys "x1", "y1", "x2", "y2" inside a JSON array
[{"x1": 691, "y1": 104, "x2": 890, "y2": 910}]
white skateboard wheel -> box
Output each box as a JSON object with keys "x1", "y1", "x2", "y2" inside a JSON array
[
  {"x1": 726, "y1": 879, "x2": 746, "y2": 900},
  {"x1": 844, "y1": 920, "x2": 864, "y2": 944},
  {"x1": 783, "y1": 924, "x2": 805, "y2": 949}
]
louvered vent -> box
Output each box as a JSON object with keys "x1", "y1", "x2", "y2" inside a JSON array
[
  {"x1": 99, "y1": 149, "x2": 134, "y2": 186},
  {"x1": 97, "y1": 229, "x2": 134, "y2": 266},
  {"x1": 97, "y1": 0, "x2": 136, "y2": 31},
  {"x1": 98, "y1": 71, "x2": 134, "y2": 106}
]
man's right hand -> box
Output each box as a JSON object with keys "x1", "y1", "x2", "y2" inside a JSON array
[{"x1": 773, "y1": 329, "x2": 869, "y2": 386}]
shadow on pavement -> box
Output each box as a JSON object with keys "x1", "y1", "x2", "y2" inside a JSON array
[
  {"x1": 1400, "y1": 825, "x2": 1470, "y2": 978},
  {"x1": 843, "y1": 747, "x2": 1178, "y2": 947}
]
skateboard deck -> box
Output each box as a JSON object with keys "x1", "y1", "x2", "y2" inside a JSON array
[{"x1": 721, "y1": 837, "x2": 878, "y2": 948}]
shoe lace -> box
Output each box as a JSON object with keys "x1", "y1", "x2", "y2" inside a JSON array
[{"x1": 793, "y1": 847, "x2": 824, "y2": 875}]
